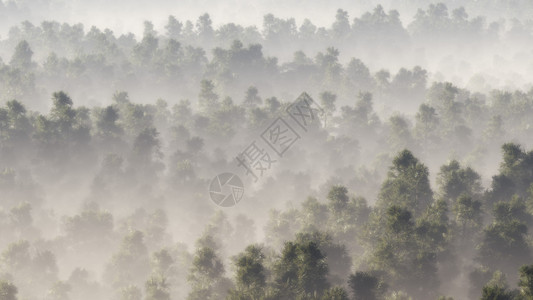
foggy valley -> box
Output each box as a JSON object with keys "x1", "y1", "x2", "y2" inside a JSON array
[{"x1": 1, "y1": 0, "x2": 533, "y2": 299}]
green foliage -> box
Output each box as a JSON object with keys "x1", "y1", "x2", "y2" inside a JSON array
[
  {"x1": 243, "y1": 86, "x2": 262, "y2": 108},
  {"x1": 105, "y1": 231, "x2": 151, "y2": 289},
  {"x1": 366, "y1": 203, "x2": 441, "y2": 299},
  {"x1": 4, "y1": 6, "x2": 533, "y2": 300},
  {"x1": 165, "y1": 16, "x2": 183, "y2": 39},
  {"x1": 332, "y1": 9, "x2": 350, "y2": 38},
  {"x1": 327, "y1": 185, "x2": 349, "y2": 216},
  {"x1": 206, "y1": 96, "x2": 244, "y2": 139},
  {"x1": 198, "y1": 80, "x2": 219, "y2": 114},
  {"x1": 9, "y1": 202, "x2": 32, "y2": 230},
  {"x1": 414, "y1": 104, "x2": 440, "y2": 149},
  {"x1": 234, "y1": 245, "x2": 266, "y2": 290},
  {"x1": 320, "y1": 286, "x2": 349, "y2": 300},
  {"x1": 300, "y1": 197, "x2": 328, "y2": 231},
  {"x1": 452, "y1": 193, "x2": 483, "y2": 239},
  {"x1": 63, "y1": 203, "x2": 113, "y2": 241},
  {"x1": 0, "y1": 280, "x2": 18, "y2": 300},
  {"x1": 264, "y1": 209, "x2": 301, "y2": 250},
  {"x1": 151, "y1": 249, "x2": 175, "y2": 278},
  {"x1": 480, "y1": 285, "x2": 515, "y2": 300},
  {"x1": 519, "y1": 265, "x2": 533, "y2": 299},
  {"x1": 490, "y1": 143, "x2": 533, "y2": 204},
  {"x1": 1, "y1": 240, "x2": 31, "y2": 271},
  {"x1": 478, "y1": 218, "x2": 531, "y2": 275},
  {"x1": 50, "y1": 91, "x2": 76, "y2": 134},
  {"x1": 45, "y1": 281, "x2": 71, "y2": 300},
  {"x1": 295, "y1": 231, "x2": 351, "y2": 286},
  {"x1": 437, "y1": 160, "x2": 482, "y2": 203},
  {"x1": 187, "y1": 241, "x2": 230, "y2": 300},
  {"x1": 387, "y1": 116, "x2": 414, "y2": 152},
  {"x1": 94, "y1": 105, "x2": 123, "y2": 140},
  {"x1": 133, "y1": 32, "x2": 159, "y2": 66},
  {"x1": 385, "y1": 291, "x2": 412, "y2": 300},
  {"x1": 320, "y1": 91, "x2": 336, "y2": 127},
  {"x1": 378, "y1": 150, "x2": 433, "y2": 217},
  {"x1": 272, "y1": 240, "x2": 329, "y2": 299},
  {"x1": 120, "y1": 285, "x2": 142, "y2": 300},
  {"x1": 493, "y1": 197, "x2": 533, "y2": 226},
  {"x1": 145, "y1": 276, "x2": 170, "y2": 300},
  {"x1": 227, "y1": 245, "x2": 266, "y2": 300},
  {"x1": 386, "y1": 206, "x2": 414, "y2": 234},
  {"x1": 349, "y1": 272, "x2": 386, "y2": 300},
  {"x1": 10, "y1": 40, "x2": 33, "y2": 69}
]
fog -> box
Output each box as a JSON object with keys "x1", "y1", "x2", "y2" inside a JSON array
[{"x1": 1, "y1": 0, "x2": 533, "y2": 300}]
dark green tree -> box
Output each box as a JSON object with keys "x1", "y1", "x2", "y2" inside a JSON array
[
  {"x1": 10, "y1": 40, "x2": 33, "y2": 69},
  {"x1": 477, "y1": 218, "x2": 531, "y2": 276},
  {"x1": 480, "y1": 285, "x2": 515, "y2": 300},
  {"x1": 378, "y1": 150, "x2": 433, "y2": 217},
  {"x1": 187, "y1": 240, "x2": 230, "y2": 300},
  {"x1": 243, "y1": 86, "x2": 262, "y2": 108},
  {"x1": 437, "y1": 160, "x2": 482, "y2": 203},
  {"x1": 272, "y1": 240, "x2": 329, "y2": 299},
  {"x1": 227, "y1": 245, "x2": 266, "y2": 300},
  {"x1": 349, "y1": 272, "x2": 386, "y2": 300},
  {"x1": 0, "y1": 280, "x2": 18, "y2": 300},
  {"x1": 519, "y1": 265, "x2": 533, "y2": 299}
]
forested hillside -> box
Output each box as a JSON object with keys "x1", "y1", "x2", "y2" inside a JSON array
[{"x1": 1, "y1": 1, "x2": 533, "y2": 299}]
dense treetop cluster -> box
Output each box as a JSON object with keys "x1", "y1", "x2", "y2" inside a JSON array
[
  {"x1": 2, "y1": 1, "x2": 533, "y2": 300},
  {"x1": 1, "y1": 2, "x2": 533, "y2": 109}
]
